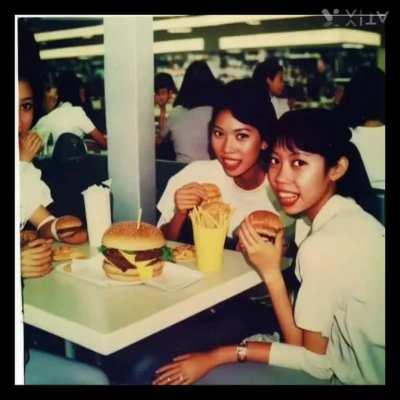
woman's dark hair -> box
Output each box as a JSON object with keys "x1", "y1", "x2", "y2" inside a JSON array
[
  {"x1": 18, "y1": 19, "x2": 46, "y2": 121},
  {"x1": 174, "y1": 61, "x2": 220, "y2": 109},
  {"x1": 271, "y1": 109, "x2": 374, "y2": 211},
  {"x1": 253, "y1": 58, "x2": 283, "y2": 91},
  {"x1": 337, "y1": 66, "x2": 385, "y2": 127},
  {"x1": 155, "y1": 73, "x2": 177, "y2": 93},
  {"x1": 57, "y1": 71, "x2": 82, "y2": 106},
  {"x1": 208, "y1": 78, "x2": 277, "y2": 161}
]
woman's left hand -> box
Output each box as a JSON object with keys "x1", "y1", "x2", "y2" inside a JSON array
[
  {"x1": 238, "y1": 216, "x2": 283, "y2": 279},
  {"x1": 152, "y1": 352, "x2": 215, "y2": 385}
]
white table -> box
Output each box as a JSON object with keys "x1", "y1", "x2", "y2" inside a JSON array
[{"x1": 23, "y1": 242, "x2": 290, "y2": 356}]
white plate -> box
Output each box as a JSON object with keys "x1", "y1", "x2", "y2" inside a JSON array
[{"x1": 54, "y1": 255, "x2": 203, "y2": 291}]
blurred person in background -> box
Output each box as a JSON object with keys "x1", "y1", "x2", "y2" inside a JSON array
[
  {"x1": 159, "y1": 61, "x2": 222, "y2": 163},
  {"x1": 155, "y1": 72, "x2": 177, "y2": 141},
  {"x1": 253, "y1": 58, "x2": 289, "y2": 119},
  {"x1": 336, "y1": 66, "x2": 385, "y2": 187},
  {"x1": 42, "y1": 83, "x2": 59, "y2": 114},
  {"x1": 154, "y1": 73, "x2": 178, "y2": 160},
  {"x1": 32, "y1": 71, "x2": 107, "y2": 150}
]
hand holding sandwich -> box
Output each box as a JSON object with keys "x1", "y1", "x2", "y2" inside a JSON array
[
  {"x1": 37, "y1": 214, "x2": 88, "y2": 244},
  {"x1": 174, "y1": 183, "x2": 208, "y2": 212},
  {"x1": 238, "y1": 212, "x2": 284, "y2": 281}
]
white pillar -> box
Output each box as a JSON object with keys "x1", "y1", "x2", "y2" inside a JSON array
[{"x1": 103, "y1": 16, "x2": 156, "y2": 223}]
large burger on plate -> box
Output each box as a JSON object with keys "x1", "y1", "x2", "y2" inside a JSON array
[{"x1": 100, "y1": 221, "x2": 171, "y2": 282}]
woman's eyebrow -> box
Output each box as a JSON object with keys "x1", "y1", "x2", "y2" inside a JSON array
[
  {"x1": 233, "y1": 127, "x2": 251, "y2": 132},
  {"x1": 212, "y1": 124, "x2": 224, "y2": 130},
  {"x1": 20, "y1": 96, "x2": 33, "y2": 102}
]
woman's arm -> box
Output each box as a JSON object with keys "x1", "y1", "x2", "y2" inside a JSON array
[
  {"x1": 89, "y1": 128, "x2": 107, "y2": 149},
  {"x1": 264, "y1": 272, "x2": 303, "y2": 345},
  {"x1": 239, "y1": 217, "x2": 303, "y2": 345},
  {"x1": 153, "y1": 342, "x2": 273, "y2": 385},
  {"x1": 160, "y1": 211, "x2": 188, "y2": 241}
]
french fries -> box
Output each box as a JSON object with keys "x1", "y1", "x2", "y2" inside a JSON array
[{"x1": 189, "y1": 202, "x2": 234, "y2": 230}]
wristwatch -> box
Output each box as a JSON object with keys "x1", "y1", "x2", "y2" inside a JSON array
[{"x1": 236, "y1": 340, "x2": 248, "y2": 363}]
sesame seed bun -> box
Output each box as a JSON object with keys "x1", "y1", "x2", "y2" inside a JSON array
[
  {"x1": 201, "y1": 183, "x2": 222, "y2": 204},
  {"x1": 248, "y1": 210, "x2": 283, "y2": 236},
  {"x1": 101, "y1": 221, "x2": 166, "y2": 251}
]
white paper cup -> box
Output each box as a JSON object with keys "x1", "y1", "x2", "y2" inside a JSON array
[{"x1": 82, "y1": 186, "x2": 112, "y2": 247}]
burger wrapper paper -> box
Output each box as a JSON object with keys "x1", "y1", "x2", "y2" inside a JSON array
[{"x1": 55, "y1": 254, "x2": 203, "y2": 291}]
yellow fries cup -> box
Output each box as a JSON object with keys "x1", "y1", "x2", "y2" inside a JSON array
[{"x1": 192, "y1": 223, "x2": 228, "y2": 272}]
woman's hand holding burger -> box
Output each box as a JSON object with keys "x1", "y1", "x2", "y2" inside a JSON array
[
  {"x1": 21, "y1": 238, "x2": 53, "y2": 278},
  {"x1": 238, "y1": 214, "x2": 284, "y2": 282},
  {"x1": 174, "y1": 183, "x2": 208, "y2": 213}
]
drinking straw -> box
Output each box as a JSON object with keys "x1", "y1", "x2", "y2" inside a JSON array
[{"x1": 137, "y1": 208, "x2": 142, "y2": 229}]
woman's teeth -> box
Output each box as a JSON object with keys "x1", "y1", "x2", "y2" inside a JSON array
[
  {"x1": 277, "y1": 191, "x2": 299, "y2": 206},
  {"x1": 222, "y1": 158, "x2": 241, "y2": 169}
]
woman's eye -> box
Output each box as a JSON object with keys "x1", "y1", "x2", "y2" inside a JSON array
[
  {"x1": 270, "y1": 157, "x2": 279, "y2": 165},
  {"x1": 293, "y1": 159, "x2": 307, "y2": 167},
  {"x1": 21, "y1": 103, "x2": 33, "y2": 112},
  {"x1": 212, "y1": 129, "x2": 223, "y2": 138},
  {"x1": 236, "y1": 133, "x2": 249, "y2": 140}
]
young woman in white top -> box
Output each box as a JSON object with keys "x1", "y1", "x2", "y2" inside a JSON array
[
  {"x1": 18, "y1": 75, "x2": 109, "y2": 384},
  {"x1": 337, "y1": 66, "x2": 385, "y2": 187},
  {"x1": 153, "y1": 109, "x2": 384, "y2": 385},
  {"x1": 158, "y1": 78, "x2": 293, "y2": 247},
  {"x1": 252, "y1": 58, "x2": 290, "y2": 119}
]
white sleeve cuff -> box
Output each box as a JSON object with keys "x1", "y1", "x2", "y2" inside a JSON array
[{"x1": 269, "y1": 342, "x2": 333, "y2": 380}]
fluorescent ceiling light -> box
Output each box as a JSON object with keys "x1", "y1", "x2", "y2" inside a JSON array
[
  {"x1": 153, "y1": 15, "x2": 310, "y2": 30},
  {"x1": 167, "y1": 27, "x2": 192, "y2": 33},
  {"x1": 342, "y1": 43, "x2": 365, "y2": 49},
  {"x1": 40, "y1": 44, "x2": 104, "y2": 59},
  {"x1": 219, "y1": 28, "x2": 381, "y2": 50},
  {"x1": 39, "y1": 38, "x2": 204, "y2": 59},
  {"x1": 33, "y1": 15, "x2": 311, "y2": 42},
  {"x1": 34, "y1": 25, "x2": 104, "y2": 42},
  {"x1": 246, "y1": 20, "x2": 261, "y2": 26},
  {"x1": 154, "y1": 38, "x2": 204, "y2": 54}
]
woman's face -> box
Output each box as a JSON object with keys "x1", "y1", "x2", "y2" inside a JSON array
[
  {"x1": 268, "y1": 144, "x2": 335, "y2": 220},
  {"x1": 211, "y1": 109, "x2": 267, "y2": 181},
  {"x1": 19, "y1": 80, "x2": 34, "y2": 135},
  {"x1": 267, "y1": 71, "x2": 285, "y2": 96}
]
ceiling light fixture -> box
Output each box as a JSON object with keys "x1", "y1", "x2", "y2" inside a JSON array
[
  {"x1": 39, "y1": 37, "x2": 205, "y2": 59},
  {"x1": 219, "y1": 28, "x2": 381, "y2": 50},
  {"x1": 34, "y1": 15, "x2": 312, "y2": 42}
]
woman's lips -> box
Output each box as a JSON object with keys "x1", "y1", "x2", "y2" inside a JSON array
[
  {"x1": 221, "y1": 158, "x2": 241, "y2": 171},
  {"x1": 277, "y1": 191, "x2": 299, "y2": 207}
]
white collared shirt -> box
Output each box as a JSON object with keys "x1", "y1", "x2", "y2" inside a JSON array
[
  {"x1": 270, "y1": 96, "x2": 290, "y2": 119},
  {"x1": 350, "y1": 125, "x2": 385, "y2": 189},
  {"x1": 19, "y1": 161, "x2": 53, "y2": 230},
  {"x1": 269, "y1": 195, "x2": 385, "y2": 384},
  {"x1": 33, "y1": 102, "x2": 95, "y2": 144}
]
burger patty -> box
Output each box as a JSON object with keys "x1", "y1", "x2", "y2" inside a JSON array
[
  {"x1": 105, "y1": 248, "x2": 161, "y2": 272},
  {"x1": 135, "y1": 248, "x2": 162, "y2": 261}
]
